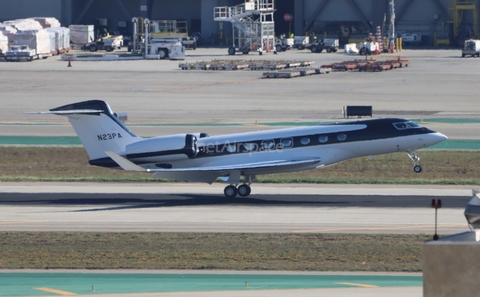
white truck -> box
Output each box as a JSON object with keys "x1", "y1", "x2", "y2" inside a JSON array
[
  {"x1": 274, "y1": 34, "x2": 294, "y2": 52},
  {"x1": 462, "y1": 39, "x2": 480, "y2": 57},
  {"x1": 145, "y1": 37, "x2": 185, "y2": 60},
  {"x1": 82, "y1": 35, "x2": 123, "y2": 52},
  {"x1": 358, "y1": 41, "x2": 379, "y2": 55}
]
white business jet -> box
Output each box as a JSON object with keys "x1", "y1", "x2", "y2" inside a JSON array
[{"x1": 31, "y1": 100, "x2": 447, "y2": 198}]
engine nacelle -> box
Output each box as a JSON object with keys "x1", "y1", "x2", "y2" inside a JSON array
[{"x1": 126, "y1": 134, "x2": 197, "y2": 162}]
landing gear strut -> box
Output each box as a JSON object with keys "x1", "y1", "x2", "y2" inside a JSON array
[
  {"x1": 223, "y1": 184, "x2": 252, "y2": 198},
  {"x1": 406, "y1": 151, "x2": 422, "y2": 173}
]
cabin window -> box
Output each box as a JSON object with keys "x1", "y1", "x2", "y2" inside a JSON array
[
  {"x1": 393, "y1": 121, "x2": 420, "y2": 130},
  {"x1": 393, "y1": 122, "x2": 408, "y2": 130},
  {"x1": 337, "y1": 133, "x2": 347, "y2": 141},
  {"x1": 406, "y1": 121, "x2": 420, "y2": 128},
  {"x1": 280, "y1": 138, "x2": 293, "y2": 148},
  {"x1": 244, "y1": 143, "x2": 257, "y2": 151},
  {"x1": 300, "y1": 137, "x2": 310, "y2": 145},
  {"x1": 319, "y1": 135, "x2": 328, "y2": 143},
  {"x1": 261, "y1": 139, "x2": 275, "y2": 150},
  {"x1": 225, "y1": 144, "x2": 236, "y2": 153}
]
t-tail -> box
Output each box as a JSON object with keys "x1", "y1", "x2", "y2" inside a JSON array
[{"x1": 40, "y1": 100, "x2": 141, "y2": 160}]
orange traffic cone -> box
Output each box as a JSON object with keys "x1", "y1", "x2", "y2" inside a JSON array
[
  {"x1": 397, "y1": 56, "x2": 401, "y2": 61},
  {"x1": 67, "y1": 57, "x2": 72, "y2": 67},
  {"x1": 374, "y1": 46, "x2": 379, "y2": 55},
  {"x1": 390, "y1": 43, "x2": 394, "y2": 53}
]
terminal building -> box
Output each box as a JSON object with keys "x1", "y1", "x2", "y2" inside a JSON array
[{"x1": 0, "y1": 0, "x2": 477, "y2": 46}]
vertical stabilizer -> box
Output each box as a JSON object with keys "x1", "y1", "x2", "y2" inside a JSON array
[{"x1": 48, "y1": 100, "x2": 141, "y2": 160}]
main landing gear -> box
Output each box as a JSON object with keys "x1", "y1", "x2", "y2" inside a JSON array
[
  {"x1": 406, "y1": 151, "x2": 422, "y2": 173},
  {"x1": 224, "y1": 184, "x2": 251, "y2": 198}
]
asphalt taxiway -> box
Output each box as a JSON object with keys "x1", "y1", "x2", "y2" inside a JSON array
[{"x1": 0, "y1": 182, "x2": 473, "y2": 234}]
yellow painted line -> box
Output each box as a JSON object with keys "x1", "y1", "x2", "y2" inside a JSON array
[
  {"x1": 337, "y1": 282, "x2": 379, "y2": 288},
  {"x1": 293, "y1": 224, "x2": 465, "y2": 233},
  {"x1": 34, "y1": 287, "x2": 77, "y2": 296}
]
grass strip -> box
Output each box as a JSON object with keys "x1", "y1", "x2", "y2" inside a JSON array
[
  {"x1": 0, "y1": 232, "x2": 429, "y2": 272},
  {"x1": 0, "y1": 147, "x2": 478, "y2": 184}
]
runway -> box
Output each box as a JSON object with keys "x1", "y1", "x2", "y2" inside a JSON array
[{"x1": 0, "y1": 182, "x2": 473, "y2": 234}]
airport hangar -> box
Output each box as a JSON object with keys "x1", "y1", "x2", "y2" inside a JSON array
[{"x1": 0, "y1": 0, "x2": 477, "y2": 47}]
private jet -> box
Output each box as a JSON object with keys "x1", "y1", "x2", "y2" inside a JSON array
[{"x1": 31, "y1": 100, "x2": 447, "y2": 198}]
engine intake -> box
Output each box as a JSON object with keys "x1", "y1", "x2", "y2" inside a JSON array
[{"x1": 126, "y1": 134, "x2": 198, "y2": 161}]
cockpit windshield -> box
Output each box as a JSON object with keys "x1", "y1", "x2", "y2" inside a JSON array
[{"x1": 393, "y1": 121, "x2": 421, "y2": 130}]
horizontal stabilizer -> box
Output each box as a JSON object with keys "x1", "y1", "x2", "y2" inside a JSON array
[
  {"x1": 104, "y1": 151, "x2": 146, "y2": 171},
  {"x1": 26, "y1": 110, "x2": 103, "y2": 115}
]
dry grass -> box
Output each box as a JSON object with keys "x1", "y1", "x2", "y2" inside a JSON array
[
  {"x1": 0, "y1": 232, "x2": 429, "y2": 271},
  {"x1": 0, "y1": 147, "x2": 478, "y2": 184}
]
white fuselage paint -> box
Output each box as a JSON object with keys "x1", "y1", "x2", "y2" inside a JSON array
[{"x1": 136, "y1": 125, "x2": 446, "y2": 176}]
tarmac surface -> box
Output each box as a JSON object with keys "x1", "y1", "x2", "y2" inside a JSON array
[
  {"x1": 1, "y1": 48, "x2": 480, "y2": 140},
  {"x1": 1, "y1": 47, "x2": 479, "y2": 297},
  {"x1": 0, "y1": 183, "x2": 473, "y2": 234}
]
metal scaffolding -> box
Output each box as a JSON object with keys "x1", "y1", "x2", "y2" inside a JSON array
[
  {"x1": 383, "y1": 0, "x2": 396, "y2": 51},
  {"x1": 449, "y1": 0, "x2": 478, "y2": 40},
  {"x1": 214, "y1": 0, "x2": 275, "y2": 55}
]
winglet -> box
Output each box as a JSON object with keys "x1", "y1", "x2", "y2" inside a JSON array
[{"x1": 104, "y1": 151, "x2": 146, "y2": 172}]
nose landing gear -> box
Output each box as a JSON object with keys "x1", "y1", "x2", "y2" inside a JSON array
[{"x1": 406, "y1": 151, "x2": 422, "y2": 173}]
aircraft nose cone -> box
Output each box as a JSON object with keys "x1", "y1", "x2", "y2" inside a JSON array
[{"x1": 428, "y1": 132, "x2": 448, "y2": 145}]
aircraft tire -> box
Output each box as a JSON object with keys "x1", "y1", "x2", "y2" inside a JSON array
[
  {"x1": 158, "y1": 49, "x2": 168, "y2": 59},
  {"x1": 414, "y1": 165, "x2": 422, "y2": 173},
  {"x1": 224, "y1": 185, "x2": 238, "y2": 198},
  {"x1": 238, "y1": 184, "x2": 251, "y2": 197}
]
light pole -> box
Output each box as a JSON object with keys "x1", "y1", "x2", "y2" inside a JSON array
[{"x1": 431, "y1": 199, "x2": 442, "y2": 240}]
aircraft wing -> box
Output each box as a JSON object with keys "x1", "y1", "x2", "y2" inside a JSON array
[{"x1": 105, "y1": 151, "x2": 322, "y2": 183}]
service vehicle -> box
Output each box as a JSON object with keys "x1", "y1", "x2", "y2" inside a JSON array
[
  {"x1": 401, "y1": 33, "x2": 421, "y2": 46},
  {"x1": 292, "y1": 36, "x2": 312, "y2": 50},
  {"x1": 274, "y1": 34, "x2": 294, "y2": 52},
  {"x1": 145, "y1": 37, "x2": 185, "y2": 60},
  {"x1": 359, "y1": 41, "x2": 380, "y2": 55},
  {"x1": 82, "y1": 35, "x2": 123, "y2": 52},
  {"x1": 309, "y1": 39, "x2": 339, "y2": 53},
  {"x1": 462, "y1": 39, "x2": 480, "y2": 57}
]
